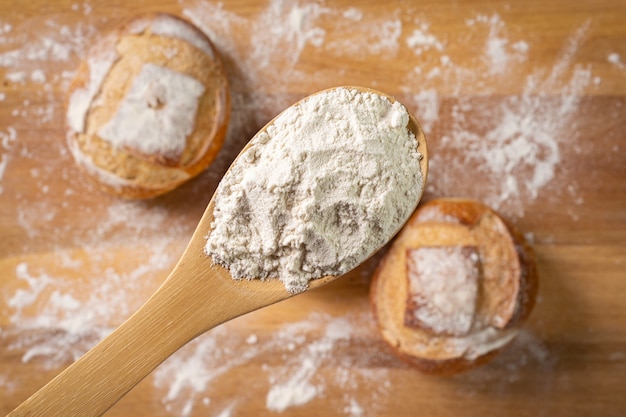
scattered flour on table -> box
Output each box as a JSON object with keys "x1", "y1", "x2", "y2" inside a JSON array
[
  {"x1": 0, "y1": 13, "x2": 99, "y2": 195},
  {"x1": 213, "y1": 403, "x2": 236, "y2": 417},
  {"x1": 0, "y1": 19, "x2": 97, "y2": 66},
  {"x1": 406, "y1": 22, "x2": 444, "y2": 56},
  {"x1": 411, "y1": 88, "x2": 440, "y2": 134},
  {"x1": 343, "y1": 399, "x2": 365, "y2": 417},
  {"x1": 0, "y1": 0, "x2": 613, "y2": 415},
  {"x1": 455, "y1": 329, "x2": 557, "y2": 391},
  {"x1": 153, "y1": 311, "x2": 393, "y2": 417},
  {"x1": 264, "y1": 317, "x2": 354, "y2": 412},
  {"x1": 607, "y1": 52, "x2": 624, "y2": 69},
  {"x1": 405, "y1": 16, "x2": 593, "y2": 216},
  {"x1": 478, "y1": 14, "x2": 528, "y2": 74},
  {"x1": 0, "y1": 127, "x2": 18, "y2": 194},
  {"x1": 5, "y1": 202, "x2": 184, "y2": 368}
]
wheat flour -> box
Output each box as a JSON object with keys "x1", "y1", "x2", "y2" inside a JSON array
[
  {"x1": 205, "y1": 87, "x2": 423, "y2": 293},
  {"x1": 1, "y1": 1, "x2": 617, "y2": 415}
]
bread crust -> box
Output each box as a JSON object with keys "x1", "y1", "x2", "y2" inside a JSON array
[
  {"x1": 66, "y1": 13, "x2": 230, "y2": 199},
  {"x1": 370, "y1": 198, "x2": 538, "y2": 375}
]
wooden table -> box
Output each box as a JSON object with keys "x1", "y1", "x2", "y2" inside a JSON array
[{"x1": 1, "y1": 0, "x2": 625, "y2": 416}]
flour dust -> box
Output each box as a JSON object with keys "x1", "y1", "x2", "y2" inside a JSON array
[{"x1": 0, "y1": 0, "x2": 610, "y2": 416}]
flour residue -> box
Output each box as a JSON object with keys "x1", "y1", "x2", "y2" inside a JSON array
[
  {"x1": 5, "y1": 236, "x2": 178, "y2": 368},
  {"x1": 407, "y1": 22, "x2": 444, "y2": 56},
  {"x1": 152, "y1": 311, "x2": 393, "y2": 417},
  {"x1": 404, "y1": 16, "x2": 594, "y2": 216},
  {"x1": 0, "y1": 0, "x2": 616, "y2": 415},
  {"x1": 608, "y1": 52, "x2": 624, "y2": 69}
]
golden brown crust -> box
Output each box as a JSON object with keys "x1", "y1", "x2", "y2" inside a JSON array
[
  {"x1": 66, "y1": 13, "x2": 230, "y2": 199},
  {"x1": 370, "y1": 198, "x2": 538, "y2": 375}
]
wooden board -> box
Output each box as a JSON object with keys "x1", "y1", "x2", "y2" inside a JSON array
[{"x1": 1, "y1": 0, "x2": 625, "y2": 416}]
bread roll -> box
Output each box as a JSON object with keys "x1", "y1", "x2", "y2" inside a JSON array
[
  {"x1": 66, "y1": 13, "x2": 230, "y2": 199},
  {"x1": 370, "y1": 198, "x2": 538, "y2": 375}
]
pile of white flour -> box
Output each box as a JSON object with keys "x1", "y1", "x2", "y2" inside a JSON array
[{"x1": 205, "y1": 87, "x2": 423, "y2": 293}]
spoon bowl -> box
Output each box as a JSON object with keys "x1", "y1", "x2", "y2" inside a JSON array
[{"x1": 9, "y1": 86, "x2": 427, "y2": 417}]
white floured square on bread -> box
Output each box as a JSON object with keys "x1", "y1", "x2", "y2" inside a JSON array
[
  {"x1": 97, "y1": 62, "x2": 206, "y2": 161},
  {"x1": 404, "y1": 245, "x2": 480, "y2": 336}
]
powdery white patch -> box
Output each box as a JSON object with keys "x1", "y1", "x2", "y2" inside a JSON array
[
  {"x1": 0, "y1": 154, "x2": 9, "y2": 194},
  {"x1": 150, "y1": 14, "x2": 215, "y2": 58},
  {"x1": 152, "y1": 312, "x2": 392, "y2": 416},
  {"x1": 247, "y1": 0, "x2": 328, "y2": 70},
  {"x1": 30, "y1": 69, "x2": 47, "y2": 83},
  {"x1": 266, "y1": 357, "x2": 321, "y2": 412},
  {"x1": 512, "y1": 40, "x2": 529, "y2": 53},
  {"x1": 214, "y1": 402, "x2": 237, "y2": 417},
  {"x1": 3, "y1": 237, "x2": 178, "y2": 368},
  {"x1": 410, "y1": 88, "x2": 440, "y2": 134},
  {"x1": 0, "y1": 21, "x2": 12, "y2": 34},
  {"x1": 608, "y1": 52, "x2": 624, "y2": 69},
  {"x1": 420, "y1": 18, "x2": 593, "y2": 217},
  {"x1": 0, "y1": 126, "x2": 17, "y2": 194},
  {"x1": 0, "y1": 20, "x2": 97, "y2": 67},
  {"x1": 97, "y1": 63, "x2": 205, "y2": 159},
  {"x1": 67, "y1": 49, "x2": 118, "y2": 133},
  {"x1": 456, "y1": 329, "x2": 557, "y2": 389},
  {"x1": 265, "y1": 318, "x2": 353, "y2": 412},
  {"x1": 343, "y1": 398, "x2": 364, "y2": 417},
  {"x1": 323, "y1": 15, "x2": 403, "y2": 57},
  {"x1": 406, "y1": 22, "x2": 444, "y2": 55},
  {"x1": 342, "y1": 8, "x2": 363, "y2": 21},
  {"x1": 5, "y1": 71, "x2": 26, "y2": 83},
  {"x1": 6, "y1": 262, "x2": 112, "y2": 366}
]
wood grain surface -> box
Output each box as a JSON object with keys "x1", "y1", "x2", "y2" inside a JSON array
[{"x1": 1, "y1": 0, "x2": 625, "y2": 416}]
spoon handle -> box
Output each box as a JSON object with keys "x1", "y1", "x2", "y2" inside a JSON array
[{"x1": 8, "y1": 257, "x2": 286, "y2": 417}]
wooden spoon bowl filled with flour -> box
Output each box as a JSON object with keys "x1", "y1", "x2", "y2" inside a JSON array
[
  {"x1": 9, "y1": 86, "x2": 427, "y2": 417},
  {"x1": 206, "y1": 86, "x2": 428, "y2": 293}
]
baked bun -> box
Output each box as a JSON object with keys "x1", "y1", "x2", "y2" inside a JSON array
[
  {"x1": 370, "y1": 198, "x2": 538, "y2": 375},
  {"x1": 66, "y1": 13, "x2": 230, "y2": 199}
]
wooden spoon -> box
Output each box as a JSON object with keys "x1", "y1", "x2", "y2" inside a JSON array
[{"x1": 9, "y1": 86, "x2": 428, "y2": 417}]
